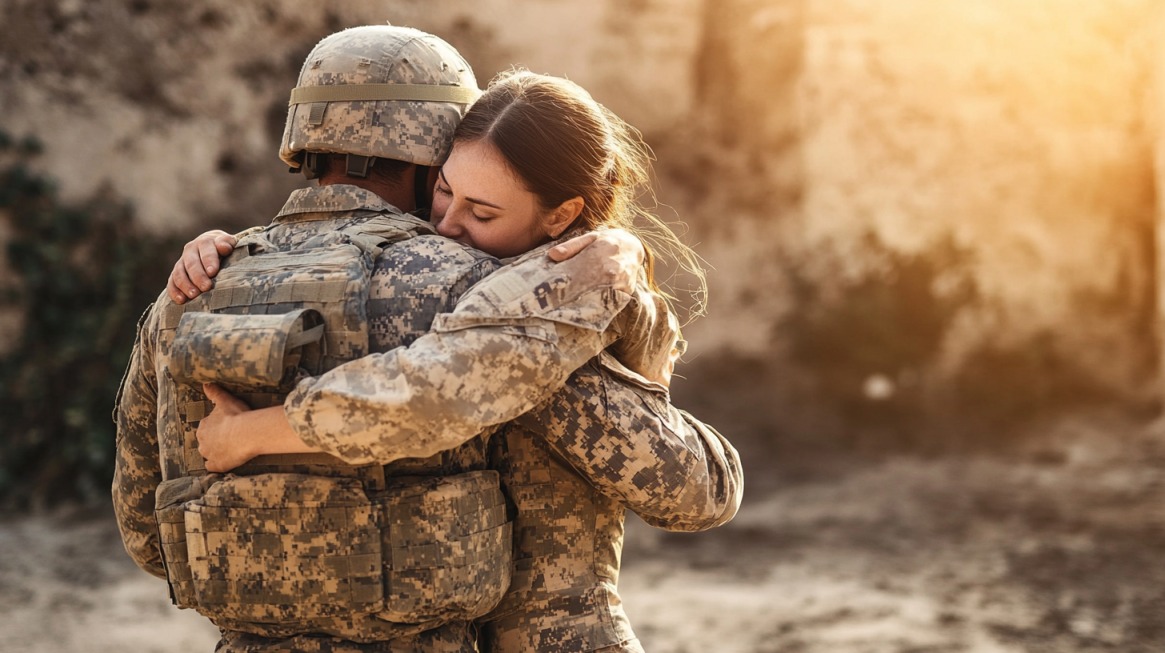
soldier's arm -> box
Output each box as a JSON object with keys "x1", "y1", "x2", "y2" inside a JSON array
[
  {"x1": 516, "y1": 353, "x2": 743, "y2": 531},
  {"x1": 284, "y1": 237, "x2": 645, "y2": 465},
  {"x1": 111, "y1": 302, "x2": 167, "y2": 579}
]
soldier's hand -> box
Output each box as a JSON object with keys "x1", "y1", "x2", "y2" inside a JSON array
[
  {"x1": 167, "y1": 230, "x2": 236, "y2": 304},
  {"x1": 197, "y1": 383, "x2": 254, "y2": 472}
]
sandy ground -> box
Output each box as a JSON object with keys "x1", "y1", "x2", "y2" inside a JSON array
[{"x1": 3, "y1": 412, "x2": 1164, "y2": 653}]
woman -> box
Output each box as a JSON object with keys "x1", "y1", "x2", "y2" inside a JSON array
[{"x1": 179, "y1": 70, "x2": 741, "y2": 652}]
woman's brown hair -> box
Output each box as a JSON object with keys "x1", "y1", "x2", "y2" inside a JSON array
[{"x1": 454, "y1": 69, "x2": 707, "y2": 322}]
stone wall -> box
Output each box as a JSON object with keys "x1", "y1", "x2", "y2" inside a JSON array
[
  {"x1": 794, "y1": 1, "x2": 1158, "y2": 382},
  {"x1": 3, "y1": 0, "x2": 1163, "y2": 434}
]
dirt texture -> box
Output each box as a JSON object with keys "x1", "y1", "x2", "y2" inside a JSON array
[{"x1": 2, "y1": 410, "x2": 1163, "y2": 653}]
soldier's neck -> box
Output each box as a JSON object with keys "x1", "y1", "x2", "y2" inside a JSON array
[{"x1": 319, "y1": 169, "x2": 416, "y2": 213}]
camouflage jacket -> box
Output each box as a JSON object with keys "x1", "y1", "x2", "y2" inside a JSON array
[
  {"x1": 272, "y1": 201, "x2": 743, "y2": 651},
  {"x1": 282, "y1": 227, "x2": 678, "y2": 463},
  {"x1": 113, "y1": 185, "x2": 498, "y2": 652},
  {"x1": 479, "y1": 351, "x2": 742, "y2": 653},
  {"x1": 115, "y1": 184, "x2": 743, "y2": 652}
]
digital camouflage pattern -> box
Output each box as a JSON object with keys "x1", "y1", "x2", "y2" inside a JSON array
[
  {"x1": 278, "y1": 225, "x2": 743, "y2": 650},
  {"x1": 173, "y1": 470, "x2": 510, "y2": 636},
  {"x1": 169, "y1": 309, "x2": 325, "y2": 391},
  {"x1": 214, "y1": 625, "x2": 477, "y2": 653},
  {"x1": 284, "y1": 231, "x2": 675, "y2": 465},
  {"x1": 183, "y1": 473, "x2": 384, "y2": 623},
  {"x1": 480, "y1": 353, "x2": 743, "y2": 652},
  {"x1": 517, "y1": 352, "x2": 742, "y2": 532},
  {"x1": 117, "y1": 184, "x2": 743, "y2": 652},
  {"x1": 281, "y1": 25, "x2": 479, "y2": 169},
  {"x1": 114, "y1": 184, "x2": 504, "y2": 649}
]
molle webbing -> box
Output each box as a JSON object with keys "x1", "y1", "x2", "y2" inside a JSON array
[
  {"x1": 183, "y1": 474, "x2": 384, "y2": 623},
  {"x1": 152, "y1": 218, "x2": 513, "y2": 635},
  {"x1": 162, "y1": 280, "x2": 350, "y2": 317},
  {"x1": 158, "y1": 229, "x2": 380, "y2": 479},
  {"x1": 154, "y1": 470, "x2": 511, "y2": 634}
]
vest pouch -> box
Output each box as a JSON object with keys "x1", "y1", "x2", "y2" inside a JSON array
[
  {"x1": 155, "y1": 475, "x2": 219, "y2": 609},
  {"x1": 170, "y1": 309, "x2": 325, "y2": 391},
  {"x1": 184, "y1": 473, "x2": 384, "y2": 623},
  {"x1": 376, "y1": 469, "x2": 513, "y2": 623}
]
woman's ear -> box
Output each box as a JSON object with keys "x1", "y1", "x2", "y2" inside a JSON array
[{"x1": 544, "y1": 196, "x2": 584, "y2": 238}]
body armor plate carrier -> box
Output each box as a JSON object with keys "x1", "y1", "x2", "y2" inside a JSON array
[{"x1": 151, "y1": 217, "x2": 511, "y2": 641}]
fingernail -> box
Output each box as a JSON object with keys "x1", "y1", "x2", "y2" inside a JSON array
[{"x1": 187, "y1": 289, "x2": 198, "y2": 298}]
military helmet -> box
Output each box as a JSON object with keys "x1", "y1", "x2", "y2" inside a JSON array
[{"x1": 280, "y1": 25, "x2": 479, "y2": 172}]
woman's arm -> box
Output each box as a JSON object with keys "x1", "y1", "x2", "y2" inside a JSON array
[
  {"x1": 284, "y1": 236, "x2": 647, "y2": 464},
  {"x1": 173, "y1": 228, "x2": 675, "y2": 471},
  {"x1": 195, "y1": 384, "x2": 317, "y2": 473},
  {"x1": 516, "y1": 353, "x2": 743, "y2": 531},
  {"x1": 168, "y1": 226, "x2": 265, "y2": 304}
]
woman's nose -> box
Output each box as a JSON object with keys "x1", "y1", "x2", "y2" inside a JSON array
[{"x1": 435, "y1": 213, "x2": 460, "y2": 238}]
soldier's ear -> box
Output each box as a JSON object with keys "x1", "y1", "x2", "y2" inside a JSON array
[{"x1": 544, "y1": 196, "x2": 583, "y2": 239}]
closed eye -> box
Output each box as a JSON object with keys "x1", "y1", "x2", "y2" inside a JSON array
[{"x1": 435, "y1": 170, "x2": 453, "y2": 196}]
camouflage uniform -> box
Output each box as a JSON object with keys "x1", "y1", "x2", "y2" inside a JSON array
[
  {"x1": 282, "y1": 353, "x2": 742, "y2": 653},
  {"x1": 481, "y1": 353, "x2": 741, "y2": 653},
  {"x1": 114, "y1": 185, "x2": 497, "y2": 653},
  {"x1": 115, "y1": 183, "x2": 741, "y2": 652},
  {"x1": 277, "y1": 233, "x2": 744, "y2": 651}
]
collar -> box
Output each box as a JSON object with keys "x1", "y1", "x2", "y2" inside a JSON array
[{"x1": 274, "y1": 184, "x2": 405, "y2": 222}]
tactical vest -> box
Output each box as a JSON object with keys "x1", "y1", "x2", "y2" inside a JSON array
[{"x1": 150, "y1": 216, "x2": 512, "y2": 641}]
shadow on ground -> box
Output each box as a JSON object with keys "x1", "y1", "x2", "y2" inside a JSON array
[{"x1": 2, "y1": 410, "x2": 1164, "y2": 652}]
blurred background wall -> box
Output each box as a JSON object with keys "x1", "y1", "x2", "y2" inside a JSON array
[{"x1": 1, "y1": 0, "x2": 1164, "y2": 504}]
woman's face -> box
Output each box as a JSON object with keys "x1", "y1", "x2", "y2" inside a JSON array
[{"x1": 431, "y1": 139, "x2": 550, "y2": 258}]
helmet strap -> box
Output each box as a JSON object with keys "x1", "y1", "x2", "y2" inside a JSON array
[
  {"x1": 299, "y1": 152, "x2": 328, "y2": 180},
  {"x1": 345, "y1": 154, "x2": 375, "y2": 178}
]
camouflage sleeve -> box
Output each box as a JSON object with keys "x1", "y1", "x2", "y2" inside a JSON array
[
  {"x1": 285, "y1": 241, "x2": 641, "y2": 465},
  {"x1": 515, "y1": 351, "x2": 743, "y2": 531},
  {"x1": 111, "y1": 300, "x2": 167, "y2": 579}
]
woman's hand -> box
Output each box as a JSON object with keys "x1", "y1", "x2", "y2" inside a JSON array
[
  {"x1": 197, "y1": 383, "x2": 257, "y2": 472},
  {"x1": 548, "y1": 229, "x2": 646, "y2": 294},
  {"x1": 548, "y1": 229, "x2": 646, "y2": 265},
  {"x1": 168, "y1": 230, "x2": 236, "y2": 304},
  {"x1": 197, "y1": 383, "x2": 321, "y2": 472}
]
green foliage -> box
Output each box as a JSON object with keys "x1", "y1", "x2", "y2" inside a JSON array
[{"x1": 0, "y1": 133, "x2": 183, "y2": 509}]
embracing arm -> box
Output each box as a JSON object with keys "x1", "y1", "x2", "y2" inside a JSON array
[
  {"x1": 516, "y1": 352, "x2": 743, "y2": 531},
  {"x1": 111, "y1": 304, "x2": 167, "y2": 579},
  {"x1": 284, "y1": 237, "x2": 645, "y2": 465},
  {"x1": 170, "y1": 228, "x2": 671, "y2": 471},
  {"x1": 168, "y1": 227, "x2": 264, "y2": 304}
]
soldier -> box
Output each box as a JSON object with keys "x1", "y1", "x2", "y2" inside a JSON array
[{"x1": 144, "y1": 29, "x2": 741, "y2": 653}]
